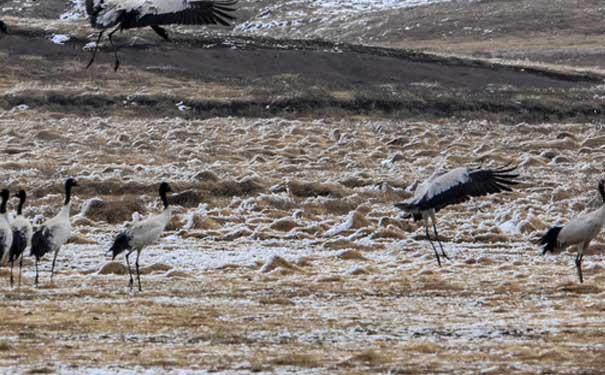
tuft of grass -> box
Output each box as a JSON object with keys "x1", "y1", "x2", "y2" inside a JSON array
[
  {"x1": 269, "y1": 353, "x2": 323, "y2": 368},
  {"x1": 28, "y1": 368, "x2": 54, "y2": 375}
]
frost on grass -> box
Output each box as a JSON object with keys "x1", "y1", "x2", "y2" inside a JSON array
[{"x1": 1, "y1": 117, "x2": 605, "y2": 373}]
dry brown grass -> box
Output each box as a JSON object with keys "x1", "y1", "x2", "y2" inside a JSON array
[
  {"x1": 82, "y1": 195, "x2": 148, "y2": 224},
  {"x1": 287, "y1": 180, "x2": 349, "y2": 198},
  {"x1": 269, "y1": 353, "x2": 324, "y2": 368}
]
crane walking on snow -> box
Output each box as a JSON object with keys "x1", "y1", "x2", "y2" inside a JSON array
[
  {"x1": 30, "y1": 178, "x2": 78, "y2": 286},
  {"x1": 540, "y1": 180, "x2": 605, "y2": 283},
  {"x1": 85, "y1": 0, "x2": 238, "y2": 71},
  {"x1": 395, "y1": 165, "x2": 519, "y2": 266},
  {"x1": 108, "y1": 182, "x2": 173, "y2": 291},
  {"x1": 9, "y1": 190, "x2": 33, "y2": 288},
  {"x1": 0, "y1": 189, "x2": 13, "y2": 269}
]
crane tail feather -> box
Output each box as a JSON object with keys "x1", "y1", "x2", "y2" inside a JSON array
[
  {"x1": 540, "y1": 226, "x2": 562, "y2": 255},
  {"x1": 109, "y1": 232, "x2": 131, "y2": 260}
]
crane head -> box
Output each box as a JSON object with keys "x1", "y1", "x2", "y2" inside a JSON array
[{"x1": 598, "y1": 179, "x2": 605, "y2": 203}]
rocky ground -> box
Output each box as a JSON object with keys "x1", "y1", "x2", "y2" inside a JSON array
[{"x1": 2, "y1": 0, "x2": 605, "y2": 374}]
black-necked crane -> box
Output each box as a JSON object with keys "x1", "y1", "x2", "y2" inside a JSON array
[
  {"x1": 540, "y1": 180, "x2": 605, "y2": 283},
  {"x1": 85, "y1": 0, "x2": 238, "y2": 71},
  {"x1": 0, "y1": 189, "x2": 13, "y2": 269},
  {"x1": 9, "y1": 190, "x2": 32, "y2": 288},
  {"x1": 395, "y1": 166, "x2": 519, "y2": 266},
  {"x1": 109, "y1": 182, "x2": 172, "y2": 291},
  {"x1": 30, "y1": 178, "x2": 78, "y2": 286}
]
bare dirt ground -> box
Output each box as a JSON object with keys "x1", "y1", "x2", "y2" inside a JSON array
[
  {"x1": 2, "y1": 30, "x2": 605, "y2": 123},
  {"x1": 3, "y1": 0, "x2": 604, "y2": 68},
  {"x1": 2, "y1": 0, "x2": 605, "y2": 374}
]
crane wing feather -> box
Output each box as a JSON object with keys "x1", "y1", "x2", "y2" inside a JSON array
[
  {"x1": 133, "y1": 0, "x2": 237, "y2": 28},
  {"x1": 397, "y1": 166, "x2": 519, "y2": 212}
]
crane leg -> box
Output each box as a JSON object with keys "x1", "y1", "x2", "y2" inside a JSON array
[
  {"x1": 135, "y1": 249, "x2": 142, "y2": 292},
  {"x1": 34, "y1": 258, "x2": 39, "y2": 287},
  {"x1": 50, "y1": 249, "x2": 59, "y2": 284},
  {"x1": 575, "y1": 253, "x2": 584, "y2": 283},
  {"x1": 9, "y1": 259, "x2": 14, "y2": 287},
  {"x1": 431, "y1": 215, "x2": 449, "y2": 261},
  {"x1": 425, "y1": 222, "x2": 441, "y2": 267},
  {"x1": 107, "y1": 25, "x2": 121, "y2": 72},
  {"x1": 86, "y1": 30, "x2": 105, "y2": 69},
  {"x1": 125, "y1": 250, "x2": 134, "y2": 290},
  {"x1": 18, "y1": 256, "x2": 23, "y2": 289},
  {"x1": 576, "y1": 242, "x2": 587, "y2": 283}
]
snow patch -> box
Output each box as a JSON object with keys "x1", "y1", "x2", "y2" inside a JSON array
[
  {"x1": 60, "y1": 0, "x2": 86, "y2": 21},
  {"x1": 176, "y1": 101, "x2": 191, "y2": 112},
  {"x1": 50, "y1": 34, "x2": 71, "y2": 45}
]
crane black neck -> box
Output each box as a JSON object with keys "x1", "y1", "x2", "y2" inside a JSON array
[
  {"x1": 64, "y1": 184, "x2": 73, "y2": 206},
  {"x1": 17, "y1": 195, "x2": 25, "y2": 215},
  {"x1": 0, "y1": 196, "x2": 6, "y2": 214}
]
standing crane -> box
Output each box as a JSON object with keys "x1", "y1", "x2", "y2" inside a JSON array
[
  {"x1": 108, "y1": 182, "x2": 173, "y2": 291},
  {"x1": 30, "y1": 178, "x2": 78, "y2": 286},
  {"x1": 395, "y1": 165, "x2": 519, "y2": 266},
  {"x1": 540, "y1": 180, "x2": 605, "y2": 283},
  {"x1": 0, "y1": 189, "x2": 13, "y2": 269},
  {"x1": 85, "y1": 0, "x2": 238, "y2": 71},
  {"x1": 9, "y1": 190, "x2": 33, "y2": 288}
]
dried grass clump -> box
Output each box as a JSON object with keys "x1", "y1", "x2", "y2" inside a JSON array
[
  {"x1": 48, "y1": 180, "x2": 149, "y2": 198},
  {"x1": 335, "y1": 249, "x2": 368, "y2": 260},
  {"x1": 255, "y1": 193, "x2": 296, "y2": 211},
  {"x1": 97, "y1": 262, "x2": 129, "y2": 275},
  {"x1": 188, "y1": 214, "x2": 222, "y2": 230},
  {"x1": 192, "y1": 170, "x2": 220, "y2": 182},
  {"x1": 35, "y1": 129, "x2": 68, "y2": 142},
  {"x1": 200, "y1": 177, "x2": 266, "y2": 197},
  {"x1": 259, "y1": 256, "x2": 305, "y2": 273},
  {"x1": 339, "y1": 175, "x2": 373, "y2": 188},
  {"x1": 67, "y1": 235, "x2": 98, "y2": 245},
  {"x1": 269, "y1": 218, "x2": 299, "y2": 232},
  {"x1": 81, "y1": 195, "x2": 147, "y2": 224},
  {"x1": 166, "y1": 214, "x2": 187, "y2": 231},
  {"x1": 169, "y1": 190, "x2": 204, "y2": 208},
  {"x1": 269, "y1": 353, "x2": 323, "y2": 368},
  {"x1": 303, "y1": 196, "x2": 361, "y2": 216},
  {"x1": 287, "y1": 180, "x2": 348, "y2": 198},
  {"x1": 369, "y1": 227, "x2": 406, "y2": 240},
  {"x1": 342, "y1": 350, "x2": 387, "y2": 366}
]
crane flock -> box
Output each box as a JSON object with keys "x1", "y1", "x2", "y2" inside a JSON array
[
  {"x1": 1, "y1": 169, "x2": 603, "y2": 292},
  {"x1": 2, "y1": 1, "x2": 604, "y2": 288}
]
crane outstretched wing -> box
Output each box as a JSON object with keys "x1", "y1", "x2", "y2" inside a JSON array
[
  {"x1": 135, "y1": 0, "x2": 237, "y2": 27},
  {"x1": 397, "y1": 166, "x2": 519, "y2": 213}
]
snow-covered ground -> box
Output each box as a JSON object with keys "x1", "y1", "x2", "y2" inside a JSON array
[
  {"x1": 50, "y1": 0, "x2": 472, "y2": 43},
  {"x1": 0, "y1": 114, "x2": 604, "y2": 373},
  {"x1": 235, "y1": 0, "x2": 466, "y2": 35}
]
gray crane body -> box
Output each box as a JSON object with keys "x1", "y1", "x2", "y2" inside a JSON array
[{"x1": 541, "y1": 180, "x2": 605, "y2": 283}]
